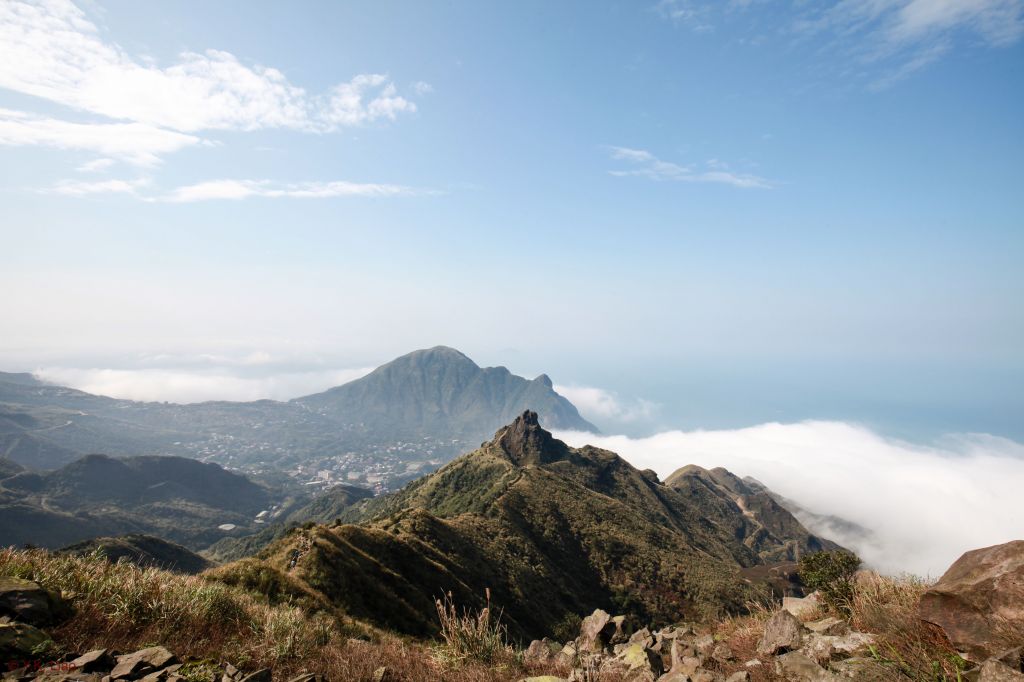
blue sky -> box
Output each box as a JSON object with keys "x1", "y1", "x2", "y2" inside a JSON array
[{"x1": 2, "y1": 0, "x2": 1023, "y2": 440}]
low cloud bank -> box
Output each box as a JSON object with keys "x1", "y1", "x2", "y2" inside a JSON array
[
  {"x1": 554, "y1": 384, "x2": 659, "y2": 425},
  {"x1": 34, "y1": 365, "x2": 373, "y2": 403},
  {"x1": 555, "y1": 421, "x2": 1024, "y2": 577}
]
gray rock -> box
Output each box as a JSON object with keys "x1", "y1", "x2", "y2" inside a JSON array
[
  {"x1": 524, "y1": 638, "x2": 562, "y2": 664},
  {"x1": 578, "y1": 609, "x2": 615, "y2": 653},
  {"x1": 805, "y1": 617, "x2": 849, "y2": 636},
  {"x1": 70, "y1": 649, "x2": 114, "y2": 673},
  {"x1": 775, "y1": 652, "x2": 839, "y2": 681},
  {"x1": 711, "y1": 642, "x2": 733, "y2": 663},
  {"x1": 0, "y1": 621, "x2": 53, "y2": 658},
  {"x1": 693, "y1": 633, "x2": 716, "y2": 654},
  {"x1": 110, "y1": 648, "x2": 177, "y2": 681},
  {"x1": 0, "y1": 577, "x2": 69, "y2": 626},
  {"x1": 831, "y1": 631, "x2": 875, "y2": 655},
  {"x1": 614, "y1": 642, "x2": 663, "y2": 676},
  {"x1": 757, "y1": 609, "x2": 804, "y2": 655},
  {"x1": 783, "y1": 593, "x2": 821, "y2": 619},
  {"x1": 979, "y1": 660, "x2": 1024, "y2": 681}
]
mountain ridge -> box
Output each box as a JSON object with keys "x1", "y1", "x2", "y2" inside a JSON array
[
  {"x1": 230, "y1": 411, "x2": 840, "y2": 641},
  {"x1": 0, "y1": 347, "x2": 598, "y2": 479}
]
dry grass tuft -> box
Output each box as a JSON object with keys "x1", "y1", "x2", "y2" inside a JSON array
[
  {"x1": 432, "y1": 588, "x2": 515, "y2": 669},
  {"x1": 850, "y1": 572, "x2": 967, "y2": 681}
]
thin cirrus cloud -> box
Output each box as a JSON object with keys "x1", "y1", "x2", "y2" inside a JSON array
[
  {"x1": 160, "y1": 179, "x2": 427, "y2": 203},
  {"x1": 657, "y1": 0, "x2": 1024, "y2": 88},
  {"x1": 38, "y1": 177, "x2": 427, "y2": 202},
  {"x1": 0, "y1": 109, "x2": 203, "y2": 167},
  {"x1": 608, "y1": 146, "x2": 773, "y2": 189},
  {"x1": 0, "y1": 0, "x2": 423, "y2": 166}
]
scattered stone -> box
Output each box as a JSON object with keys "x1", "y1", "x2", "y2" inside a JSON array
[
  {"x1": 525, "y1": 638, "x2": 562, "y2": 664},
  {"x1": 919, "y1": 540, "x2": 1024, "y2": 662},
  {"x1": 0, "y1": 620, "x2": 53, "y2": 658},
  {"x1": 578, "y1": 609, "x2": 615, "y2": 653},
  {"x1": 71, "y1": 649, "x2": 114, "y2": 673},
  {"x1": 757, "y1": 609, "x2": 804, "y2": 655},
  {"x1": 693, "y1": 633, "x2": 715, "y2": 654},
  {"x1": 224, "y1": 664, "x2": 239, "y2": 679},
  {"x1": 557, "y1": 640, "x2": 578, "y2": 665},
  {"x1": 630, "y1": 627, "x2": 653, "y2": 647},
  {"x1": 691, "y1": 671, "x2": 723, "y2": 682},
  {"x1": 656, "y1": 674, "x2": 688, "y2": 682},
  {"x1": 110, "y1": 648, "x2": 177, "y2": 681},
  {"x1": 775, "y1": 652, "x2": 838, "y2": 681},
  {"x1": 744, "y1": 659, "x2": 762, "y2": 668},
  {"x1": 0, "y1": 577, "x2": 69, "y2": 626},
  {"x1": 726, "y1": 672, "x2": 750, "y2": 682},
  {"x1": 978, "y1": 660, "x2": 1024, "y2": 682},
  {"x1": 615, "y1": 642, "x2": 663, "y2": 676},
  {"x1": 806, "y1": 617, "x2": 849, "y2": 636},
  {"x1": 782, "y1": 593, "x2": 821, "y2": 619},
  {"x1": 831, "y1": 631, "x2": 875, "y2": 655},
  {"x1": 671, "y1": 655, "x2": 702, "y2": 677},
  {"x1": 711, "y1": 642, "x2": 733, "y2": 663},
  {"x1": 371, "y1": 667, "x2": 389, "y2": 682},
  {"x1": 830, "y1": 657, "x2": 890, "y2": 680},
  {"x1": 801, "y1": 634, "x2": 837, "y2": 665}
]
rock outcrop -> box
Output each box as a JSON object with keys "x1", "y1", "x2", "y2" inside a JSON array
[
  {"x1": 519, "y1": 605, "x2": 876, "y2": 682},
  {"x1": 919, "y1": 540, "x2": 1024, "y2": 662}
]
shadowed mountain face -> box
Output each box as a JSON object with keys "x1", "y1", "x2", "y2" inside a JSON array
[
  {"x1": 61, "y1": 534, "x2": 213, "y2": 574},
  {"x1": 0, "y1": 347, "x2": 597, "y2": 478},
  {"x1": 0, "y1": 454, "x2": 272, "y2": 550},
  {"x1": 294, "y1": 346, "x2": 598, "y2": 439},
  {"x1": 233, "y1": 412, "x2": 838, "y2": 641}
]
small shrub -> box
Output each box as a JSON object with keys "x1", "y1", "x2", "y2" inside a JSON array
[
  {"x1": 433, "y1": 589, "x2": 512, "y2": 667},
  {"x1": 798, "y1": 550, "x2": 861, "y2": 614}
]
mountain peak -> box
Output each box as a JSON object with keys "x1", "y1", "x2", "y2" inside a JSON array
[{"x1": 493, "y1": 410, "x2": 569, "y2": 466}]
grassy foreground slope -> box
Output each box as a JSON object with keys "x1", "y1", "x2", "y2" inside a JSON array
[{"x1": 0, "y1": 547, "x2": 548, "y2": 682}]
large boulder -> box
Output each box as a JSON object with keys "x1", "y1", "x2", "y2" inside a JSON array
[
  {"x1": 919, "y1": 541, "x2": 1024, "y2": 662},
  {"x1": 0, "y1": 576, "x2": 69, "y2": 626},
  {"x1": 758, "y1": 609, "x2": 804, "y2": 655},
  {"x1": 577, "y1": 609, "x2": 630, "y2": 653}
]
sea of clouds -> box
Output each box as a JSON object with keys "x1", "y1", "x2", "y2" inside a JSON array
[{"x1": 555, "y1": 421, "x2": 1024, "y2": 578}]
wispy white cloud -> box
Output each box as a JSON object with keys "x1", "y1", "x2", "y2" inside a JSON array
[
  {"x1": 555, "y1": 384, "x2": 659, "y2": 424},
  {"x1": 160, "y1": 179, "x2": 426, "y2": 203},
  {"x1": 45, "y1": 177, "x2": 149, "y2": 196},
  {"x1": 0, "y1": 0, "x2": 420, "y2": 165},
  {"x1": 76, "y1": 157, "x2": 115, "y2": 173},
  {"x1": 608, "y1": 146, "x2": 773, "y2": 189},
  {"x1": 34, "y1": 176, "x2": 429, "y2": 202},
  {"x1": 658, "y1": 0, "x2": 1024, "y2": 87},
  {"x1": 555, "y1": 421, "x2": 1024, "y2": 577},
  {"x1": 0, "y1": 108, "x2": 201, "y2": 166}
]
